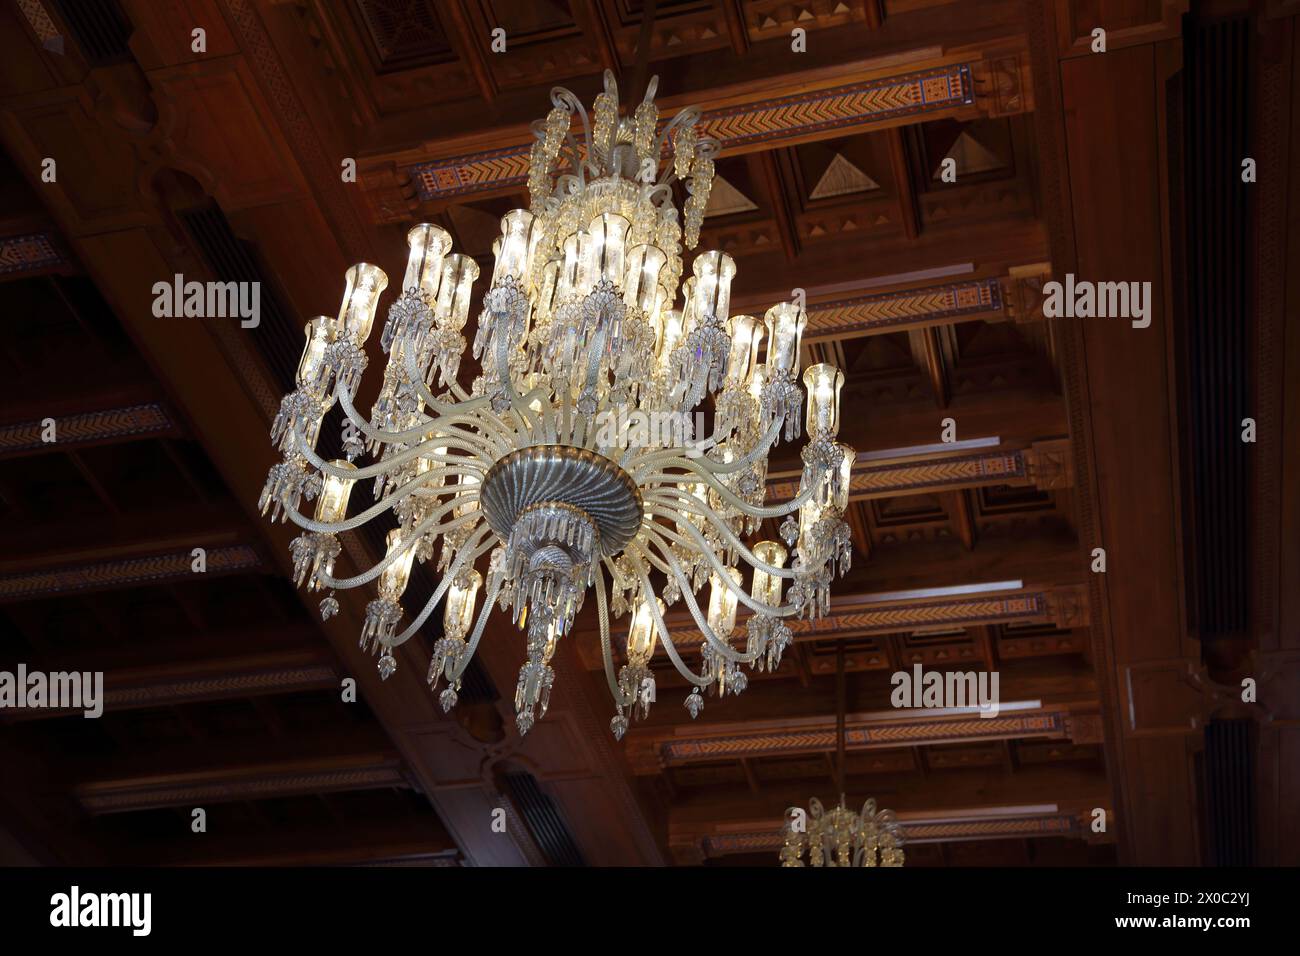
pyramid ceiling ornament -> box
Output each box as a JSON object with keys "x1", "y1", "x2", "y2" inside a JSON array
[
  {"x1": 810, "y1": 153, "x2": 879, "y2": 200},
  {"x1": 934, "y1": 130, "x2": 1004, "y2": 179},
  {"x1": 704, "y1": 174, "x2": 759, "y2": 217}
]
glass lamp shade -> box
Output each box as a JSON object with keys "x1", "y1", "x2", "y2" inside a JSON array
[
  {"x1": 624, "y1": 243, "x2": 667, "y2": 315},
  {"x1": 444, "y1": 569, "x2": 482, "y2": 639},
  {"x1": 378, "y1": 528, "x2": 418, "y2": 600},
  {"x1": 338, "y1": 263, "x2": 389, "y2": 345},
  {"x1": 558, "y1": 231, "x2": 589, "y2": 300},
  {"x1": 685, "y1": 480, "x2": 709, "y2": 530},
  {"x1": 751, "y1": 541, "x2": 787, "y2": 606},
  {"x1": 829, "y1": 443, "x2": 854, "y2": 511},
  {"x1": 707, "y1": 568, "x2": 744, "y2": 638},
  {"x1": 453, "y1": 472, "x2": 480, "y2": 518},
  {"x1": 803, "y1": 363, "x2": 845, "y2": 437},
  {"x1": 403, "y1": 224, "x2": 452, "y2": 298},
  {"x1": 692, "y1": 251, "x2": 736, "y2": 322},
  {"x1": 299, "y1": 414, "x2": 323, "y2": 453},
  {"x1": 724, "y1": 314, "x2": 763, "y2": 387},
  {"x1": 433, "y1": 255, "x2": 479, "y2": 331},
  {"x1": 798, "y1": 496, "x2": 822, "y2": 541},
  {"x1": 584, "y1": 213, "x2": 630, "y2": 289},
  {"x1": 680, "y1": 277, "x2": 699, "y2": 334},
  {"x1": 534, "y1": 258, "x2": 563, "y2": 319},
  {"x1": 748, "y1": 364, "x2": 768, "y2": 401},
  {"x1": 626, "y1": 596, "x2": 665, "y2": 663},
  {"x1": 296, "y1": 315, "x2": 338, "y2": 388},
  {"x1": 416, "y1": 444, "x2": 449, "y2": 491},
  {"x1": 707, "y1": 446, "x2": 735, "y2": 512},
  {"x1": 656, "y1": 309, "x2": 686, "y2": 366},
  {"x1": 494, "y1": 209, "x2": 536, "y2": 283},
  {"x1": 315, "y1": 460, "x2": 358, "y2": 522},
  {"x1": 764, "y1": 301, "x2": 807, "y2": 376}
]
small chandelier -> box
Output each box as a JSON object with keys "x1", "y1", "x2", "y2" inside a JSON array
[
  {"x1": 780, "y1": 647, "x2": 905, "y2": 866},
  {"x1": 258, "y1": 71, "x2": 853, "y2": 738}
]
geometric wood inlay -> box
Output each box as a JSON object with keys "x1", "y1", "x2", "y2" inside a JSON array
[
  {"x1": 411, "y1": 64, "x2": 974, "y2": 199},
  {"x1": 0, "y1": 545, "x2": 264, "y2": 602},
  {"x1": 0, "y1": 403, "x2": 175, "y2": 458}
]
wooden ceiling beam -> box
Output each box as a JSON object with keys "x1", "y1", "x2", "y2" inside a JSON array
[
  {"x1": 0, "y1": 393, "x2": 176, "y2": 460},
  {"x1": 73, "y1": 732, "x2": 405, "y2": 815},
  {"x1": 0, "y1": 501, "x2": 258, "y2": 575},
  {"x1": 625, "y1": 703, "x2": 1101, "y2": 773},
  {"x1": 0, "y1": 644, "x2": 338, "y2": 722},
  {"x1": 362, "y1": 36, "x2": 1032, "y2": 213}
]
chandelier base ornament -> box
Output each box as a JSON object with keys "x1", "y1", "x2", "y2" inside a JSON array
[{"x1": 257, "y1": 70, "x2": 855, "y2": 739}]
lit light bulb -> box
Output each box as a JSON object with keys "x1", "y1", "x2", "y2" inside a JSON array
[
  {"x1": 378, "y1": 528, "x2": 417, "y2": 600},
  {"x1": 444, "y1": 569, "x2": 482, "y2": 639},
  {"x1": 338, "y1": 263, "x2": 389, "y2": 345},
  {"x1": 764, "y1": 301, "x2": 807, "y2": 376},
  {"x1": 315, "y1": 460, "x2": 358, "y2": 522},
  {"x1": 403, "y1": 224, "x2": 452, "y2": 299},
  {"x1": 751, "y1": 541, "x2": 787, "y2": 607},
  {"x1": 803, "y1": 363, "x2": 845, "y2": 437},
  {"x1": 707, "y1": 567, "x2": 743, "y2": 638}
]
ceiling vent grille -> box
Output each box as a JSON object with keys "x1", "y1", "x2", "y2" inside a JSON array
[{"x1": 502, "y1": 771, "x2": 586, "y2": 867}]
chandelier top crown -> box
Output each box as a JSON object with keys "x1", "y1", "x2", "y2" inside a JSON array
[{"x1": 529, "y1": 69, "x2": 719, "y2": 250}]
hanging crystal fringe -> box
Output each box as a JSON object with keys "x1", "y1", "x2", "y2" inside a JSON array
[
  {"x1": 359, "y1": 598, "x2": 402, "y2": 651},
  {"x1": 672, "y1": 312, "x2": 730, "y2": 410},
  {"x1": 760, "y1": 373, "x2": 803, "y2": 444},
  {"x1": 514, "y1": 612, "x2": 557, "y2": 736},
  {"x1": 289, "y1": 532, "x2": 340, "y2": 591}
]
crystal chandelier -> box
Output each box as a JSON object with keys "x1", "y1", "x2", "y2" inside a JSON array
[
  {"x1": 259, "y1": 71, "x2": 853, "y2": 738},
  {"x1": 780, "y1": 647, "x2": 905, "y2": 866}
]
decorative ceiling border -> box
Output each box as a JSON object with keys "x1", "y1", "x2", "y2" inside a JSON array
[
  {"x1": 0, "y1": 544, "x2": 265, "y2": 603},
  {"x1": 802, "y1": 276, "x2": 1003, "y2": 340},
  {"x1": 0, "y1": 403, "x2": 175, "y2": 458},
  {"x1": 696, "y1": 811, "x2": 1081, "y2": 858},
  {"x1": 0, "y1": 231, "x2": 68, "y2": 277},
  {"x1": 409, "y1": 63, "x2": 975, "y2": 200},
  {"x1": 658, "y1": 710, "x2": 1070, "y2": 765}
]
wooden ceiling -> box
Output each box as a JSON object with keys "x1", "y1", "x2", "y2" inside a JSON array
[{"x1": 0, "y1": 0, "x2": 1296, "y2": 868}]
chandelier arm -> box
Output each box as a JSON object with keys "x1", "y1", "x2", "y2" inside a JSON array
[
  {"x1": 286, "y1": 480, "x2": 479, "y2": 541},
  {"x1": 335, "y1": 376, "x2": 496, "y2": 454},
  {"x1": 643, "y1": 532, "x2": 762, "y2": 666},
  {"x1": 593, "y1": 560, "x2": 635, "y2": 709},
  {"x1": 643, "y1": 495, "x2": 796, "y2": 579},
  {"x1": 444, "y1": 562, "x2": 503, "y2": 682},
  {"x1": 292, "y1": 420, "x2": 487, "y2": 482},
  {"x1": 642, "y1": 516, "x2": 802, "y2": 619},
  {"x1": 388, "y1": 527, "x2": 495, "y2": 648},
  {"x1": 399, "y1": 345, "x2": 494, "y2": 418},
  {"x1": 628, "y1": 413, "x2": 782, "y2": 478},
  {"x1": 643, "y1": 464, "x2": 814, "y2": 519},
  {"x1": 626, "y1": 545, "x2": 712, "y2": 688},
  {"x1": 316, "y1": 507, "x2": 479, "y2": 589}
]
